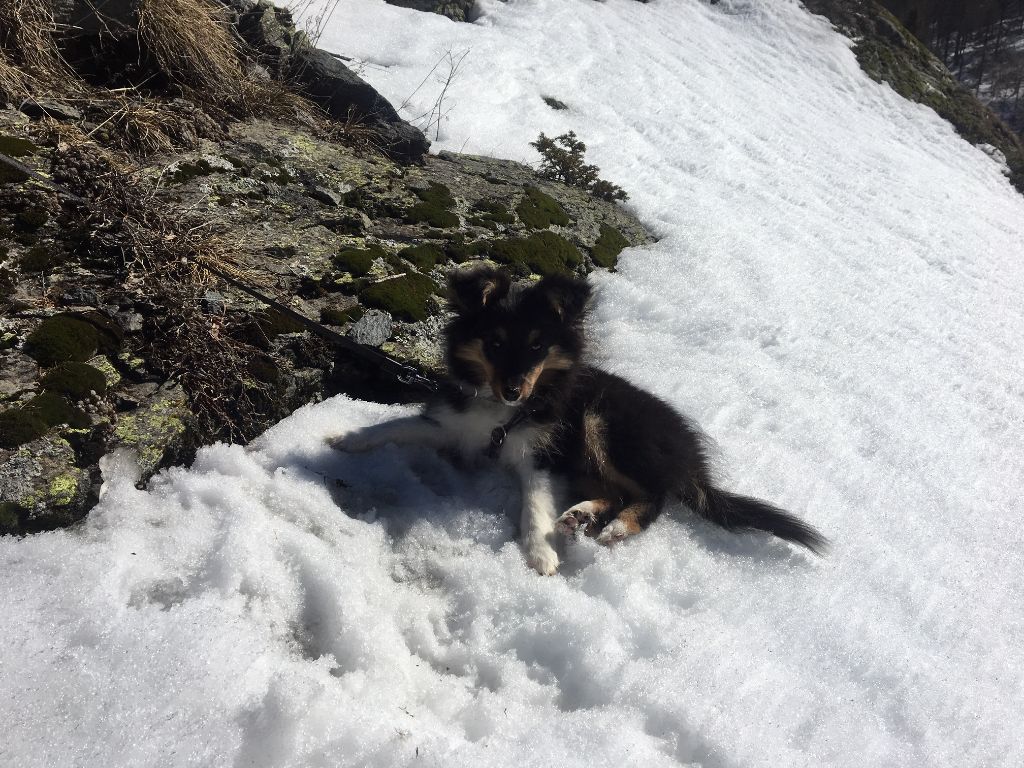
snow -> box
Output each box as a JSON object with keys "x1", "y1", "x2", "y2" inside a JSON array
[{"x1": 4, "y1": 0, "x2": 1024, "y2": 766}]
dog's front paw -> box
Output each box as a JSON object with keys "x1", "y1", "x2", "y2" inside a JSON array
[
  {"x1": 523, "y1": 537, "x2": 559, "y2": 576},
  {"x1": 556, "y1": 502, "x2": 598, "y2": 536},
  {"x1": 326, "y1": 431, "x2": 373, "y2": 453}
]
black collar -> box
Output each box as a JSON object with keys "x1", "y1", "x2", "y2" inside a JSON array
[{"x1": 485, "y1": 406, "x2": 535, "y2": 460}]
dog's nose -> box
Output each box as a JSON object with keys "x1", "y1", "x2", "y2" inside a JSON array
[{"x1": 502, "y1": 381, "x2": 522, "y2": 402}]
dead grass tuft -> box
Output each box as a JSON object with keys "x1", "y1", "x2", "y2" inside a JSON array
[
  {"x1": 136, "y1": 0, "x2": 306, "y2": 120},
  {"x1": 0, "y1": 0, "x2": 85, "y2": 101}
]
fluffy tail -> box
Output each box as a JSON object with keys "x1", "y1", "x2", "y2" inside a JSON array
[{"x1": 688, "y1": 483, "x2": 829, "y2": 555}]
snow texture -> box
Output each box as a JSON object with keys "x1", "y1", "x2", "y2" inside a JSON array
[{"x1": 4, "y1": 1, "x2": 1024, "y2": 766}]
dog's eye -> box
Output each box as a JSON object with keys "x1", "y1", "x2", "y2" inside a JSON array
[
  {"x1": 489, "y1": 338, "x2": 502, "y2": 349},
  {"x1": 530, "y1": 342, "x2": 543, "y2": 351}
]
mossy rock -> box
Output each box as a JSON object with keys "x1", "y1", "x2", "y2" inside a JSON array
[
  {"x1": 24, "y1": 391, "x2": 90, "y2": 429},
  {"x1": 591, "y1": 224, "x2": 630, "y2": 269},
  {"x1": 25, "y1": 315, "x2": 101, "y2": 367},
  {"x1": 397, "y1": 243, "x2": 443, "y2": 271},
  {"x1": 515, "y1": 186, "x2": 570, "y2": 229},
  {"x1": 405, "y1": 183, "x2": 459, "y2": 228},
  {"x1": 319, "y1": 306, "x2": 364, "y2": 326},
  {"x1": 333, "y1": 243, "x2": 389, "y2": 277},
  {"x1": 0, "y1": 135, "x2": 39, "y2": 157},
  {"x1": 0, "y1": 435, "x2": 91, "y2": 531},
  {"x1": 468, "y1": 199, "x2": 514, "y2": 230},
  {"x1": 40, "y1": 362, "x2": 108, "y2": 400},
  {"x1": 0, "y1": 408, "x2": 49, "y2": 449},
  {"x1": 256, "y1": 308, "x2": 307, "y2": 337},
  {"x1": 168, "y1": 158, "x2": 226, "y2": 184},
  {"x1": 444, "y1": 235, "x2": 488, "y2": 263},
  {"x1": 485, "y1": 231, "x2": 583, "y2": 277},
  {"x1": 359, "y1": 272, "x2": 439, "y2": 322},
  {"x1": 112, "y1": 386, "x2": 192, "y2": 477}
]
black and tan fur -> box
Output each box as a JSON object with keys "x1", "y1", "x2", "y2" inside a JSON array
[{"x1": 329, "y1": 265, "x2": 828, "y2": 574}]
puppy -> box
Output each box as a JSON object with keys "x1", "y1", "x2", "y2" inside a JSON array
[{"x1": 329, "y1": 265, "x2": 827, "y2": 574}]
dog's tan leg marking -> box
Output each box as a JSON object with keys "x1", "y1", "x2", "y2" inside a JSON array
[
  {"x1": 595, "y1": 502, "x2": 655, "y2": 545},
  {"x1": 556, "y1": 498, "x2": 614, "y2": 536}
]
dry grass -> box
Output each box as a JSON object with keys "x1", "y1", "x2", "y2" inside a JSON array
[
  {"x1": 137, "y1": 0, "x2": 309, "y2": 120},
  {"x1": 0, "y1": 0, "x2": 85, "y2": 102}
]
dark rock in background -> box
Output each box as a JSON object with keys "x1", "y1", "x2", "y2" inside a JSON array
[{"x1": 384, "y1": 1, "x2": 477, "y2": 22}]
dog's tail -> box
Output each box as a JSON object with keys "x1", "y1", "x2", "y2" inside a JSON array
[{"x1": 685, "y1": 482, "x2": 829, "y2": 555}]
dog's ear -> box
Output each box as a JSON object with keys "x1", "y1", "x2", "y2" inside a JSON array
[
  {"x1": 448, "y1": 265, "x2": 511, "y2": 314},
  {"x1": 536, "y1": 274, "x2": 592, "y2": 323}
]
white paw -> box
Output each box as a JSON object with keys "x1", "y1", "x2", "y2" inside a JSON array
[
  {"x1": 555, "y1": 502, "x2": 598, "y2": 536},
  {"x1": 523, "y1": 538, "x2": 560, "y2": 575},
  {"x1": 326, "y1": 431, "x2": 374, "y2": 453},
  {"x1": 596, "y1": 519, "x2": 629, "y2": 545}
]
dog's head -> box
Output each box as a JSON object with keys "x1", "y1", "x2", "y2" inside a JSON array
[{"x1": 445, "y1": 265, "x2": 591, "y2": 405}]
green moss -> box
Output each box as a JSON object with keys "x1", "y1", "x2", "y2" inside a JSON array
[
  {"x1": 168, "y1": 158, "x2": 225, "y2": 184},
  {"x1": 397, "y1": 243, "x2": 443, "y2": 271},
  {"x1": 14, "y1": 208, "x2": 49, "y2": 233},
  {"x1": 468, "y1": 199, "x2": 514, "y2": 231},
  {"x1": 485, "y1": 231, "x2": 582, "y2": 277},
  {"x1": 25, "y1": 315, "x2": 100, "y2": 367},
  {"x1": 24, "y1": 391, "x2": 90, "y2": 429},
  {"x1": 256, "y1": 308, "x2": 307, "y2": 337},
  {"x1": 41, "y1": 362, "x2": 108, "y2": 399},
  {"x1": 0, "y1": 408, "x2": 49, "y2": 449},
  {"x1": 359, "y1": 272, "x2": 438, "y2": 322},
  {"x1": 19, "y1": 245, "x2": 61, "y2": 272},
  {"x1": 444, "y1": 235, "x2": 488, "y2": 263},
  {"x1": 591, "y1": 224, "x2": 630, "y2": 269},
  {"x1": 515, "y1": 186, "x2": 569, "y2": 230},
  {"x1": 319, "y1": 306, "x2": 364, "y2": 326},
  {"x1": 333, "y1": 243, "x2": 388, "y2": 277},
  {"x1": 405, "y1": 183, "x2": 459, "y2": 228},
  {"x1": 0, "y1": 135, "x2": 39, "y2": 157}
]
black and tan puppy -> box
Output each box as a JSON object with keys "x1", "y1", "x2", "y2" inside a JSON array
[{"x1": 329, "y1": 265, "x2": 827, "y2": 574}]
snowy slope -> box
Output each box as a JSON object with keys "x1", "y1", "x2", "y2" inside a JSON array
[{"x1": 4, "y1": 1, "x2": 1024, "y2": 766}]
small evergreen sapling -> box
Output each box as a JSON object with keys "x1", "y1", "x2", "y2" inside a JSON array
[{"x1": 530, "y1": 131, "x2": 628, "y2": 202}]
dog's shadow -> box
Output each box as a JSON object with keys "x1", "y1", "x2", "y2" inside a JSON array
[
  {"x1": 270, "y1": 442, "x2": 823, "y2": 573},
  {"x1": 274, "y1": 441, "x2": 521, "y2": 551}
]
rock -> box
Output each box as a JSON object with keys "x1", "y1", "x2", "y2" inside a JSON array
[
  {"x1": 290, "y1": 47, "x2": 429, "y2": 162},
  {"x1": 115, "y1": 310, "x2": 144, "y2": 332},
  {"x1": 111, "y1": 384, "x2": 194, "y2": 479},
  {"x1": 18, "y1": 100, "x2": 83, "y2": 121},
  {"x1": 309, "y1": 185, "x2": 342, "y2": 206},
  {"x1": 61, "y1": 286, "x2": 99, "y2": 306},
  {"x1": 0, "y1": 351, "x2": 39, "y2": 400},
  {"x1": 384, "y1": 1, "x2": 476, "y2": 22},
  {"x1": 350, "y1": 309, "x2": 393, "y2": 347},
  {"x1": 0, "y1": 433, "x2": 92, "y2": 533},
  {"x1": 202, "y1": 291, "x2": 226, "y2": 314}
]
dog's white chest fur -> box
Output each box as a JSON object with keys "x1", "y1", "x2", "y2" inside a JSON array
[{"x1": 427, "y1": 399, "x2": 544, "y2": 469}]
